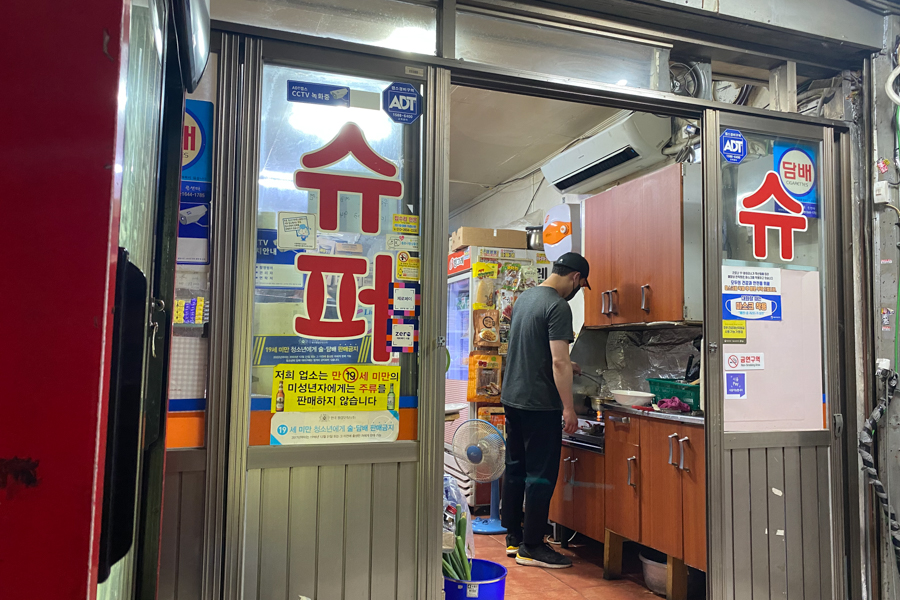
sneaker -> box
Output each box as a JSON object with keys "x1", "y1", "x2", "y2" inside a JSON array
[
  {"x1": 505, "y1": 533, "x2": 521, "y2": 557},
  {"x1": 515, "y1": 543, "x2": 573, "y2": 569}
]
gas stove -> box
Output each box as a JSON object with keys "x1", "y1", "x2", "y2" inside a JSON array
[{"x1": 563, "y1": 417, "x2": 604, "y2": 452}]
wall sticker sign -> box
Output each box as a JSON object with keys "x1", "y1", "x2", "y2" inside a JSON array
[
  {"x1": 178, "y1": 99, "x2": 214, "y2": 265},
  {"x1": 271, "y1": 363, "x2": 401, "y2": 412},
  {"x1": 276, "y1": 212, "x2": 316, "y2": 250},
  {"x1": 724, "y1": 353, "x2": 765, "y2": 371},
  {"x1": 725, "y1": 372, "x2": 747, "y2": 400},
  {"x1": 392, "y1": 214, "x2": 419, "y2": 234},
  {"x1": 271, "y1": 411, "x2": 399, "y2": 445},
  {"x1": 382, "y1": 82, "x2": 422, "y2": 124},
  {"x1": 737, "y1": 171, "x2": 809, "y2": 262},
  {"x1": 387, "y1": 318, "x2": 418, "y2": 353},
  {"x1": 388, "y1": 282, "x2": 421, "y2": 317},
  {"x1": 286, "y1": 80, "x2": 351, "y2": 107},
  {"x1": 396, "y1": 251, "x2": 420, "y2": 281},
  {"x1": 386, "y1": 233, "x2": 419, "y2": 252},
  {"x1": 722, "y1": 320, "x2": 747, "y2": 344},
  {"x1": 719, "y1": 129, "x2": 747, "y2": 164},
  {"x1": 774, "y1": 142, "x2": 818, "y2": 218},
  {"x1": 722, "y1": 266, "x2": 782, "y2": 321}
]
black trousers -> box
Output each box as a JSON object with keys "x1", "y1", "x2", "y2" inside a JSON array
[{"x1": 501, "y1": 405, "x2": 562, "y2": 545}]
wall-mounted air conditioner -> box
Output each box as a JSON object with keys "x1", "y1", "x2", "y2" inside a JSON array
[{"x1": 541, "y1": 111, "x2": 672, "y2": 195}]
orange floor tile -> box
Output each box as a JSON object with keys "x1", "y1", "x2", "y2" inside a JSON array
[{"x1": 472, "y1": 534, "x2": 658, "y2": 600}]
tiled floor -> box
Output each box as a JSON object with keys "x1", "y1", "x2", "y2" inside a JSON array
[{"x1": 472, "y1": 534, "x2": 658, "y2": 600}]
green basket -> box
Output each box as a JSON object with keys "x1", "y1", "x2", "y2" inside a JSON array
[{"x1": 646, "y1": 378, "x2": 701, "y2": 411}]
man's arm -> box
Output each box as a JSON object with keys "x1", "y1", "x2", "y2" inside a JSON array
[{"x1": 550, "y1": 339, "x2": 578, "y2": 434}]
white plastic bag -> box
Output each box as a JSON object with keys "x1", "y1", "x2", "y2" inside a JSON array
[{"x1": 443, "y1": 475, "x2": 475, "y2": 558}]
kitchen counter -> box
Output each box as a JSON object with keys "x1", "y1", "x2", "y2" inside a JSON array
[{"x1": 601, "y1": 403, "x2": 705, "y2": 426}]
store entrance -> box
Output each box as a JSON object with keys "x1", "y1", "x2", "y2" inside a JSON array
[{"x1": 443, "y1": 85, "x2": 708, "y2": 599}]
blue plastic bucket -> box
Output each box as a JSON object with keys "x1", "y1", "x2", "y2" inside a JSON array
[{"x1": 444, "y1": 559, "x2": 507, "y2": 600}]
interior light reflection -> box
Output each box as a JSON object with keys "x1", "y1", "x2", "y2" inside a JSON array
[
  {"x1": 379, "y1": 26, "x2": 435, "y2": 54},
  {"x1": 289, "y1": 103, "x2": 392, "y2": 142}
]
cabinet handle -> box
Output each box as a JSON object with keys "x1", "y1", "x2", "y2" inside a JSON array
[
  {"x1": 641, "y1": 284, "x2": 650, "y2": 312},
  {"x1": 608, "y1": 415, "x2": 630, "y2": 424},
  {"x1": 627, "y1": 456, "x2": 637, "y2": 487},
  {"x1": 563, "y1": 456, "x2": 572, "y2": 482},
  {"x1": 601, "y1": 291, "x2": 608, "y2": 315},
  {"x1": 678, "y1": 437, "x2": 690, "y2": 472},
  {"x1": 570, "y1": 457, "x2": 578, "y2": 482},
  {"x1": 668, "y1": 433, "x2": 679, "y2": 466},
  {"x1": 609, "y1": 288, "x2": 618, "y2": 314}
]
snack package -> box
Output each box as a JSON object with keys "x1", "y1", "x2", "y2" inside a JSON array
[
  {"x1": 474, "y1": 277, "x2": 496, "y2": 308},
  {"x1": 520, "y1": 264, "x2": 539, "y2": 289},
  {"x1": 477, "y1": 407, "x2": 507, "y2": 436},
  {"x1": 499, "y1": 262, "x2": 522, "y2": 291},
  {"x1": 467, "y1": 353, "x2": 502, "y2": 403},
  {"x1": 474, "y1": 309, "x2": 501, "y2": 348},
  {"x1": 497, "y1": 289, "x2": 517, "y2": 324}
]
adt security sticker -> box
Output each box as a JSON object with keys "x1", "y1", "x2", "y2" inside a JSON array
[
  {"x1": 382, "y1": 82, "x2": 422, "y2": 124},
  {"x1": 722, "y1": 266, "x2": 782, "y2": 321},
  {"x1": 286, "y1": 81, "x2": 350, "y2": 107},
  {"x1": 725, "y1": 372, "x2": 747, "y2": 400},
  {"x1": 720, "y1": 129, "x2": 747, "y2": 164},
  {"x1": 774, "y1": 142, "x2": 818, "y2": 218}
]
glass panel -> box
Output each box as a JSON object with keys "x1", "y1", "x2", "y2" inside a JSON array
[
  {"x1": 446, "y1": 275, "x2": 470, "y2": 381},
  {"x1": 719, "y1": 126, "x2": 826, "y2": 432},
  {"x1": 456, "y1": 11, "x2": 669, "y2": 91},
  {"x1": 165, "y1": 53, "x2": 219, "y2": 449},
  {"x1": 212, "y1": 0, "x2": 437, "y2": 55},
  {"x1": 252, "y1": 64, "x2": 422, "y2": 446}
]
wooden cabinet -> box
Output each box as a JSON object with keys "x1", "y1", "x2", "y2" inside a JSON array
[
  {"x1": 603, "y1": 413, "x2": 641, "y2": 542},
  {"x1": 680, "y1": 424, "x2": 706, "y2": 571},
  {"x1": 549, "y1": 446, "x2": 606, "y2": 542},
  {"x1": 639, "y1": 418, "x2": 684, "y2": 558},
  {"x1": 583, "y1": 163, "x2": 687, "y2": 326}
]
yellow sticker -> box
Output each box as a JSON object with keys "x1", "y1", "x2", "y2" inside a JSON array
[
  {"x1": 472, "y1": 262, "x2": 499, "y2": 279},
  {"x1": 272, "y1": 364, "x2": 401, "y2": 412},
  {"x1": 396, "y1": 251, "x2": 420, "y2": 281},
  {"x1": 723, "y1": 320, "x2": 747, "y2": 344},
  {"x1": 392, "y1": 214, "x2": 419, "y2": 234}
]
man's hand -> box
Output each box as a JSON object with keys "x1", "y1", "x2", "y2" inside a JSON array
[
  {"x1": 563, "y1": 408, "x2": 578, "y2": 434},
  {"x1": 571, "y1": 361, "x2": 582, "y2": 376}
]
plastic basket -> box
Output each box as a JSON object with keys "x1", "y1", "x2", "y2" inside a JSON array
[{"x1": 646, "y1": 378, "x2": 700, "y2": 411}]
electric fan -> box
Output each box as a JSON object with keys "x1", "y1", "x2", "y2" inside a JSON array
[{"x1": 452, "y1": 419, "x2": 507, "y2": 535}]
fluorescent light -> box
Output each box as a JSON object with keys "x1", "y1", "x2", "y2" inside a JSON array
[
  {"x1": 379, "y1": 26, "x2": 434, "y2": 54},
  {"x1": 289, "y1": 103, "x2": 392, "y2": 142},
  {"x1": 616, "y1": 79, "x2": 628, "y2": 86}
]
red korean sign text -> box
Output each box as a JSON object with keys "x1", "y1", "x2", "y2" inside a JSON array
[{"x1": 737, "y1": 171, "x2": 808, "y2": 262}]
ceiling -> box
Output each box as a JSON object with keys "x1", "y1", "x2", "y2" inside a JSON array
[{"x1": 449, "y1": 86, "x2": 621, "y2": 214}]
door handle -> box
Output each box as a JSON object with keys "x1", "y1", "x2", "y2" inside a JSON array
[
  {"x1": 668, "y1": 433, "x2": 679, "y2": 466},
  {"x1": 678, "y1": 437, "x2": 690, "y2": 472},
  {"x1": 641, "y1": 285, "x2": 650, "y2": 312},
  {"x1": 627, "y1": 456, "x2": 637, "y2": 487},
  {"x1": 608, "y1": 415, "x2": 630, "y2": 424}
]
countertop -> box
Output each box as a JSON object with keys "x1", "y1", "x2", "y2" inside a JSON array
[{"x1": 601, "y1": 403, "x2": 705, "y2": 426}]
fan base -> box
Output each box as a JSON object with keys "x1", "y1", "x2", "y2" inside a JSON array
[{"x1": 472, "y1": 517, "x2": 506, "y2": 535}]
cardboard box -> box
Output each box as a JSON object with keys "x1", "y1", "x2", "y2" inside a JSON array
[{"x1": 450, "y1": 227, "x2": 527, "y2": 252}]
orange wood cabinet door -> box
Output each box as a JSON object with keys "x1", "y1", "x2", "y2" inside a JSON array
[
  {"x1": 604, "y1": 413, "x2": 641, "y2": 541},
  {"x1": 680, "y1": 424, "x2": 706, "y2": 571},
  {"x1": 582, "y1": 192, "x2": 613, "y2": 326},
  {"x1": 638, "y1": 163, "x2": 684, "y2": 323},
  {"x1": 639, "y1": 418, "x2": 684, "y2": 559},
  {"x1": 572, "y1": 448, "x2": 605, "y2": 542},
  {"x1": 607, "y1": 178, "x2": 646, "y2": 325},
  {"x1": 549, "y1": 447, "x2": 574, "y2": 529}
]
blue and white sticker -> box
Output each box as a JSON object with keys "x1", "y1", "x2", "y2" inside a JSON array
[
  {"x1": 725, "y1": 372, "x2": 747, "y2": 400},
  {"x1": 179, "y1": 100, "x2": 214, "y2": 264},
  {"x1": 287, "y1": 81, "x2": 351, "y2": 107},
  {"x1": 774, "y1": 142, "x2": 818, "y2": 218},
  {"x1": 382, "y1": 82, "x2": 422, "y2": 124},
  {"x1": 720, "y1": 129, "x2": 747, "y2": 164},
  {"x1": 721, "y1": 266, "x2": 782, "y2": 321}
]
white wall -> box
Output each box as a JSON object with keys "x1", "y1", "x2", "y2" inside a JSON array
[{"x1": 450, "y1": 173, "x2": 587, "y2": 337}]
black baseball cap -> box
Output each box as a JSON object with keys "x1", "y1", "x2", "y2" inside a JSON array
[{"x1": 554, "y1": 252, "x2": 591, "y2": 289}]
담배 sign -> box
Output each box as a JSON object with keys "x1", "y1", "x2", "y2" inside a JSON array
[
  {"x1": 719, "y1": 129, "x2": 747, "y2": 164},
  {"x1": 392, "y1": 214, "x2": 419, "y2": 234},
  {"x1": 725, "y1": 372, "x2": 747, "y2": 400},
  {"x1": 271, "y1": 411, "x2": 399, "y2": 445},
  {"x1": 178, "y1": 99, "x2": 214, "y2": 265},
  {"x1": 276, "y1": 212, "x2": 316, "y2": 250},
  {"x1": 382, "y1": 82, "x2": 422, "y2": 124},
  {"x1": 272, "y1": 363, "x2": 401, "y2": 412},
  {"x1": 722, "y1": 266, "x2": 782, "y2": 321},
  {"x1": 774, "y1": 142, "x2": 818, "y2": 218},
  {"x1": 724, "y1": 352, "x2": 765, "y2": 371},
  {"x1": 396, "y1": 251, "x2": 420, "y2": 281}
]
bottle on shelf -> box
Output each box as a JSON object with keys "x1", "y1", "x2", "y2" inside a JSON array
[
  {"x1": 276, "y1": 381, "x2": 285, "y2": 412},
  {"x1": 387, "y1": 383, "x2": 395, "y2": 411}
]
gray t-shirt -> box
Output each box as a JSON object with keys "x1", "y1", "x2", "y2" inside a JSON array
[{"x1": 501, "y1": 286, "x2": 574, "y2": 411}]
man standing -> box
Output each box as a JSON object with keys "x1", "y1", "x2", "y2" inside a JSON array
[{"x1": 500, "y1": 252, "x2": 590, "y2": 569}]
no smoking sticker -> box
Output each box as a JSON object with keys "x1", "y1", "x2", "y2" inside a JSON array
[{"x1": 725, "y1": 353, "x2": 764, "y2": 371}]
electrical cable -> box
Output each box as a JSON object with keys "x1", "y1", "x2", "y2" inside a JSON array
[{"x1": 523, "y1": 178, "x2": 545, "y2": 217}]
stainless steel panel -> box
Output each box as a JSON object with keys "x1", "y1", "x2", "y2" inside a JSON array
[
  {"x1": 766, "y1": 449, "x2": 787, "y2": 597},
  {"x1": 289, "y1": 466, "x2": 319, "y2": 600},
  {"x1": 242, "y1": 469, "x2": 262, "y2": 600},
  {"x1": 730, "y1": 450, "x2": 752, "y2": 600},
  {"x1": 682, "y1": 161, "x2": 704, "y2": 322},
  {"x1": 816, "y1": 447, "x2": 834, "y2": 596},
  {"x1": 799, "y1": 447, "x2": 821, "y2": 600},
  {"x1": 259, "y1": 469, "x2": 290, "y2": 600},
  {"x1": 783, "y1": 447, "x2": 804, "y2": 599},
  {"x1": 723, "y1": 451, "x2": 734, "y2": 600},
  {"x1": 724, "y1": 431, "x2": 831, "y2": 450},
  {"x1": 246, "y1": 441, "x2": 419, "y2": 469},
  {"x1": 165, "y1": 448, "x2": 207, "y2": 473},
  {"x1": 397, "y1": 461, "x2": 418, "y2": 599},
  {"x1": 749, "y1": 448, "x2": 770, "y2": 596},
  {"x1": 159, "y1": 473, "x2": 182, "y2": 600},
  {"x1": 371, "y1": 463, "x2": 400, "y2": 600},
  {"x1": 343, "y1": 465, "x2": 373, "y2": 600},
  {"x1": 316, "y1": 466, "x2": 347, "y2": 600}
]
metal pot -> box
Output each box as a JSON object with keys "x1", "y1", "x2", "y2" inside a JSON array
[{"x1": 526, "y1": 226, "x2": 544, "y2": 250}]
